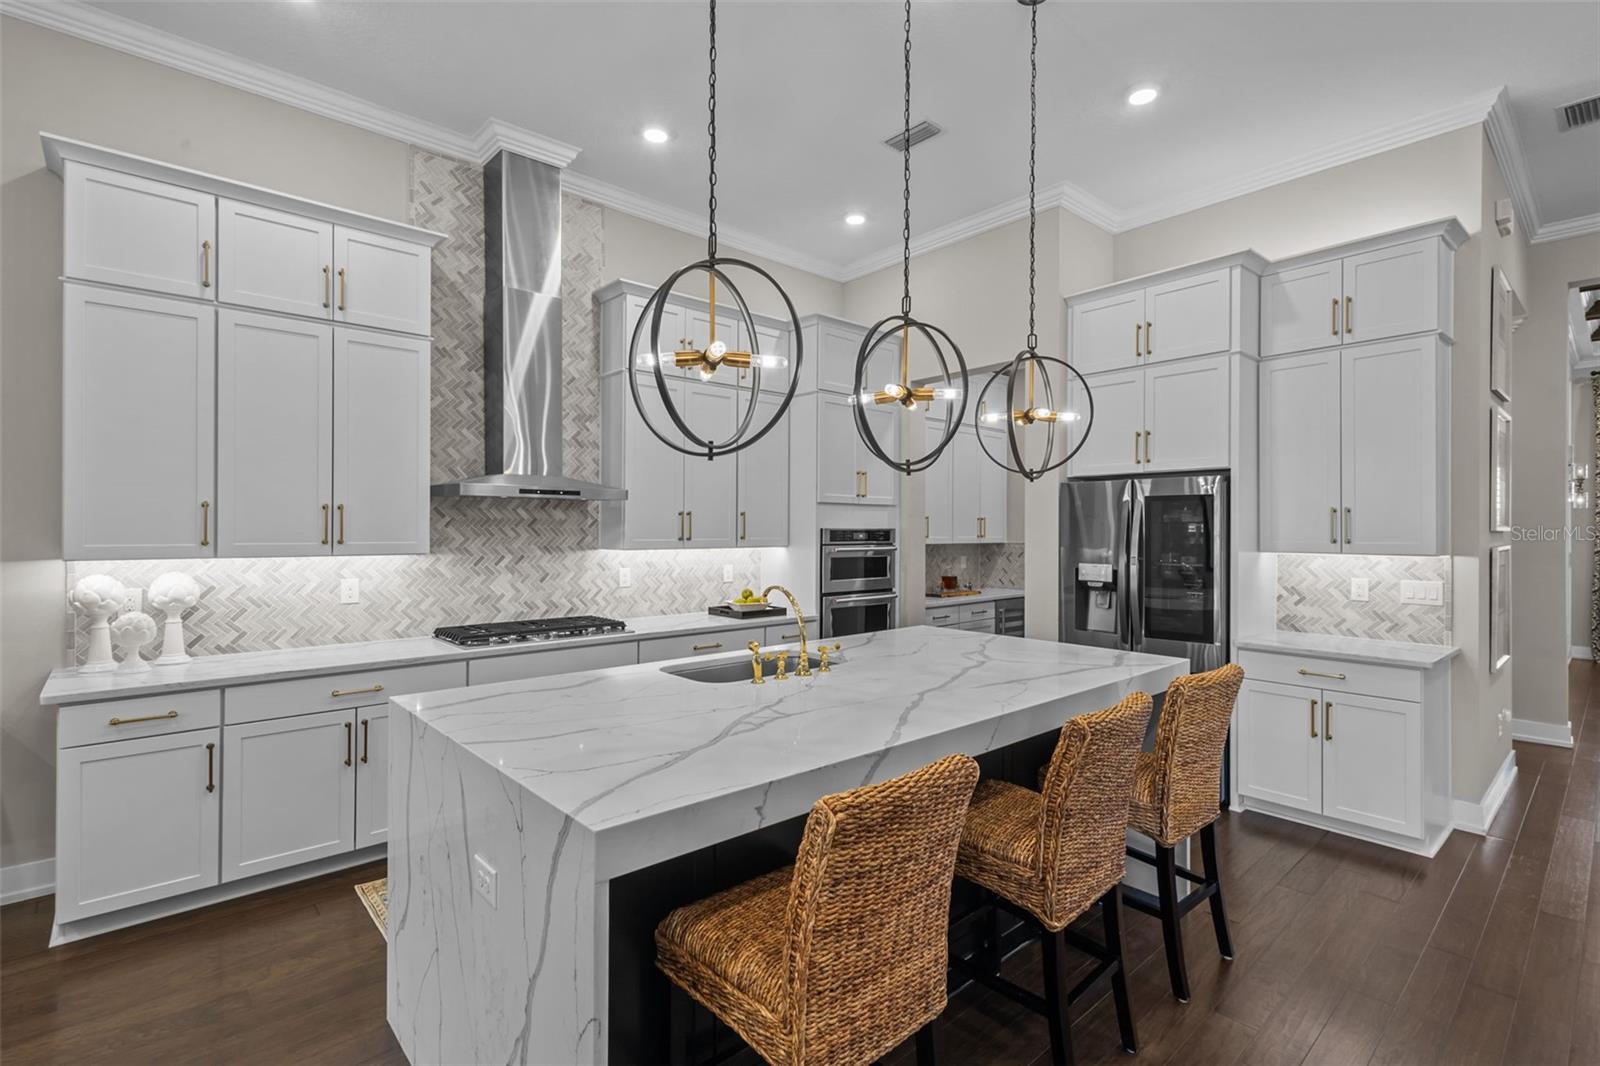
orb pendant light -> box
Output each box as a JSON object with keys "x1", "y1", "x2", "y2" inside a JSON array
[
  {"x1": 627, "y1": 0, "x2": 804, "y2": 459},
  {"x1": 975, "y1": 0, "x2": 1095, "y2": 482},
  {"x1": 851, "y1": 0, "x2": 970, "y2": 476}
]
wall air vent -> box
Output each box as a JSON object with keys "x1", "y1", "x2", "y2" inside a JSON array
[
  {"x1": 884, "y1": 120, "x2": 942, "y2": 153},
  {"x1": 1557, "y1": 95, "x2": 1600, "y2": 131}
]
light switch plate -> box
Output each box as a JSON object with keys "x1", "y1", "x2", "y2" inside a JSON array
[
  {"x1": 722, "y1": 565, "x2": 733, "y2": 583},
  {"x1": 1400, "y1": 580, "x2": 1443, "y2": 606},
  {"x1": 618, "y1": 566, "x2": 632, "y2": 589},
  {"x1": 1349, "y1": 577, "x2": 1369, "y2": 602},
  {"x1": 339, "y1": 577, "x2": 360, "y2": 605},
  {"x1": 472, "y1": 854, "x2": 497, "y2": 909}
]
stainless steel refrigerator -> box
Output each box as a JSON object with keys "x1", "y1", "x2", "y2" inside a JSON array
[{"x1": 1060, "y1": 473, "x2": 1229, "y2": 673}]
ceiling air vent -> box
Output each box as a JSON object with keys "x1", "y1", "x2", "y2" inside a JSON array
[
  {"x1": 1557, "y1": 95, "x2": 1600, "y2": 131},
  {"x1": 885, "y1": 120, "x2": 942, "y2": 152}
]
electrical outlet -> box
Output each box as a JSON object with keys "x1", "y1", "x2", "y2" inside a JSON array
[
  {"x1": 1349, "y1": 577, "x2": 1369, "y2": 602},
  {"x1": 722, "y1": 565, "x2": 733, "y2": 583},
  {"x1": 339, "y1": 577, "x2": 360, "y2": 605},
  {"x1": 472, "y1": 854, "x2": 497, "y2": 909},
  {"x1": 1497, "y1": 707, "x2": 1513, "y2": 738},
  {"x1": 618, "y1": 566, "x2": 632, "y2": 589},
  {"x1": 120, "y1": 587, "x2": 143, "y2": 615}
]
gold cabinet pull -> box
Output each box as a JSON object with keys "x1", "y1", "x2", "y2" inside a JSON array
[
  {"x1": 1145, "y1": 321, "x2": 1153, "y2": 356},
  {"x1": 1344, "y1": 296, "x2": 1352, "y2": 334},
  {"x1": 1143, "y1": 429, "x2": 1151, "y2": 464},
  {"x1": 338, "y1": 267, "x2": 347, "y2": 311},
  {"x1": 337, "y1": 503, "x2": 345, "y2": 545},
  {"x1": 1309, "y1": 698, "x2": 1319, "y2": 738},
  {"x1": 331, "y1": 683, "x2": 384, "y2": 698},
  {"x1": 1296, "y1": 667, "x2": 1346, "y2": 680},
  {"x1": 740, "y1": 510, "x2": 748, "y2": 541},
  {"x1": 321, "y1": 503, "x2": 330, "y2": 546},
  {"x1": 1330, "y1": 506, "x2": 1338, "y2": 544},
  {"x1": 924, "y1": 515, "x2": 930, "y2": 538},
  {"x1": 200, "y1": 500, "x2": 210, "y2": 547},
  {"x1": 201, "y1": 240, "x2": 211, "y2": 288},
  {"x1": 691, "y1": 642, "x2": 723, "y2": 652},
  {"x1": 686, "y1": 510, "x2": 693, "y2": 541},
  {"x1": 109, "y1": 709, "x2": 179, "y2": 727},
  {"x1": 206, "y1": 742, "x2": 216, "y2": 793},
  {"x1": 322, "y1": 265, "x2": 331, "y2": 309},
  {"x1": 344, "y1": 720, "x2": 353, "y2": 767},
  {"x1": 1134, "y1": 430, "x2": 1141, "y2": 464},
  {"x1": 1344, "y1": 506, "x2": 1352, "y2": 544},
  {"x1": 1324, "y1": 701, "x2": 1334, "y2": 741},
  {"x1": 1331, "y1": 298, "x2": 1340, "y2": 336},
  {"x1": 677, "y1": 511, "x2": 685, "y2": 540},
  {"x1": 360, "y1": 718, "x2": 370, "y2": 764},
  {"x1": 1134, "y1": 322, "x2": 1142, "y2": 358}
]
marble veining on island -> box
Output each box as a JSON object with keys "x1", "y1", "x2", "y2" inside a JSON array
[{"x1": 386, "y1": 626, "x2": 1186, "y2": 1065}]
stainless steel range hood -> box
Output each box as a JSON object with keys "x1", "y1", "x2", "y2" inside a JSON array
[{"x1": 432, "y1": 151, "x2": 626, "y2": 501}]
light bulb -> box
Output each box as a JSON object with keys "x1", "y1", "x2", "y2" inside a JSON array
[
  {"x1": 932, "y1": 386, "x2": 963, "y2": 402},
  {"x1": 635, "y1": 351, "x2": 659, "y2": 368},
  {"x1": 750, "y1": 353, "x2": 790, "y2": 369},
  {"x1": 980, "y1": 408, "x2": 1007, "y2": 424},
  {"x1": 706, "y1": 339, "x2": 727, "y2": 360}
]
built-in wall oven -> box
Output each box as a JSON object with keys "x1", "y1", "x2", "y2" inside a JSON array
[{"x1": 819, "y1": 528, "x2": 898, "y2": 637}]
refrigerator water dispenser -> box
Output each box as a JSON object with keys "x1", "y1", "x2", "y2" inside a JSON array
[{"x1": 1075, "y1": 562, "x2": 1118, "y2": 634}]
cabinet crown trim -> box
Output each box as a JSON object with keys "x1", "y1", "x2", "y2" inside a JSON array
[
  {"x1": 1064, "y1": 250, "x2": 1269, "y2": 306},
  {"x1": 42, "y1": 133, "x2": 446, "y2": 248},
  {"x1": 1262, "y1": 217, "x2": 1468, "y2": 276}
]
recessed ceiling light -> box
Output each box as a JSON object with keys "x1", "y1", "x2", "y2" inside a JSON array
[
  {"x1": 1127, "y1": 86, "x2": 1159, "y2": 107},
  {"x1": 844, "y1": 213, "x2": 866, "y2": 227},
  {"x1": 641, "y1": 127, "x2": 671, "y2": 145}
]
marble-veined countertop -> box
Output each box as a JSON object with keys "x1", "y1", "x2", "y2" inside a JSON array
[
  {"x1": 1235, "y1": 630, "x2": 1459, "y2": 669},
  {"x1": 923, "y1": 587, "x2": 1025, "y2": 610}
]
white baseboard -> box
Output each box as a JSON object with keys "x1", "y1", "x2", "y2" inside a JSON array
[
  {"x1": 1571, "y1": 645, "x2": 1593, "y2": 661},
  {"x1": 1511, "y1": 717, "x2": 1576, "y2": 749},
  {"x1": 0, "y1": 858, "x2": 56, "y2": 905},
  {"x1": 1452, "y1": 751, "x2": 1517, "y2": 835}
]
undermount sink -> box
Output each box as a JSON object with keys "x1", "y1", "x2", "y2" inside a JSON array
[{"x1": 662, "y1": 652, "x2": 837, "y2": 684}]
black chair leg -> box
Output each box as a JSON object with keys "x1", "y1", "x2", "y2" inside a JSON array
[
  {"x1": 1154, "y1": 843, "x2": 1191, "y2": 1003},
  {"x1": 1199, "y1": 823, "x2": 1235, "y2": 961},
  {"x1": 1100, "y1": 887, "x2": 1138, "y2": 1055},
  {"x1": 914, "y1": 1018, "x2": 942, "y2": 1066},
  {"x1": 982, "y1": 897, "x2": 1003, "y2": 975},
  {"x1": 1039, "y1": 925, "x2": 1078, "y2": 1066},
  {"x1": 667, "y1": 981, "x2": 694, "y2": 1065}
]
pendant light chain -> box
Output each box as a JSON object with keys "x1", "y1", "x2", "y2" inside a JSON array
[
  {"x1": 1026, "y1": 0, "x2": 1038, "y2": 350},
  {"x1": 706, "y1": 0, "x2": 719, "y2": 260},
  {"x1": 900, "y1": 0, "x2": 913, "y2": 315}
]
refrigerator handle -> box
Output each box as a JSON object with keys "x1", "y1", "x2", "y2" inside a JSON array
[{"x1": 1128, "y1": 483, "x2": 1144, "y2": 651}]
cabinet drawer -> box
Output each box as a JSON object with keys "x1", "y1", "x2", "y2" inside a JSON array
[
  {"x1": 959, "y1": 603, "x2": 995, "y2": 623},
  {"x1": 469, "y1": 642, "x2": 638, "y2": 686},
  {"x1": 925, "y1": 606, "x2": 959, "y2": 628},
  {"x1": 638, "y1": 628, "x2": 765, "y2": 663},
  {"x1": 1236, "y1": 649, "x2": 1421, "y2": 702},
  {"x1": 59, "y1": 689, "x2": 221, "y2": 748},
  {"x1": 765, "y1": 622, "x2": 809, "y2": 646},
  {"x1": 225, "y1": 661, "x2": 466, "y2": 724},
  {"x1": 958, "y1": 619, "x2": 996, "y2": 633}
]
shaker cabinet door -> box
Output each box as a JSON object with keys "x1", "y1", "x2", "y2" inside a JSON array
[
  {"x1": 354, "y1": 709, "x2": 390, "y2": 848},
  {"x1": 621, "y1": 375, "x2": 689, "y2": 548},
  {"x1": 63, "y1": 285, "x2": 216, "y2": 560},
  {"x1": 1142, "y1": 354, "x2": 1229, "y2": 473},
  {"x1": 1339, "y1": 337, "x2": 1442, "y2": 555},
  {"x1": 681, "y1": 382, "x2": 739, "y2": 547},
  {"x1": 55, "y1": 728, "x2": 222, "y2": 923},
  {"x1": 855, "y1": 404, "x2": 900, "y2": 506},
  {"x1": 1236, "y1": 680, "x2": 1322, "y2": 816},
  {"x1": 817, "y1": 395, "x2": 865, "y2": 503},
  {"x1": 1259, "y1": 350, "x2": 1343, "y2": 552},
  {"x1": 1341, "y1": 239, "x2": 1440, "y2": 345},
  {"x1": 333, "y1": 226, "x2": 431, "y2": 335},
  {"x1": 1065, "y1": 369, "x2": 1144, "y2": 478},
  {"x1": 922, "y1": 420, "x2": 955, "y2": 544},
  {"x1": 64, "y1": 163, "x2": 216, "y2": 300},
  {"x1": 977, "y1": 430, "x2": 1010, "y2": 542},
  {"x1": 736, "y1": 393, "x2": 789, "y2": 546},
  {"x1": 217, "y1": 199, "x2": 334, "y2": 319},
  {"x1": 1320, "y1": 691, "x2": 1422, "y2": 838},
  {"x1": 333, "y1": 329, "x2": 430, "y2": 555},
  {"x1": 1068, "y1": 288, "x2": 1146, "y2": 374},
  {"x1": 1144, "y1": 268, "x2": 1231, "y2": 363},
  {"x1": 217, "y1": 310, "x2": 334, "y2": 557},
  {"x1": 221, "y1": 709, "x2": 356, "y2": 882},
  {"x1": 1261, "y1": 258, "x2": 1342, "y2": 357}
]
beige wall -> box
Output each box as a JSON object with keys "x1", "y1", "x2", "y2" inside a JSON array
[{"x1": 1574, "y1": 380, "x2": 1594, "y2": 652}]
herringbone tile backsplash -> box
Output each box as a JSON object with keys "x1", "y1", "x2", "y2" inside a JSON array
[
  {"x1": 66, "y1": 150, "x2": 765, "y2": 662},
  {"x1": 924, "y1": 543, "x2": 1025, "y2": 593},
  {"x1": 1275, "y1": 553, "x2": 1452, "y2": 645}
]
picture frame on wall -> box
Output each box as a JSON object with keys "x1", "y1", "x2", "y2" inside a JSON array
[
  {"x1": 1490, "y1": 267, "x2": 1513, "y2": 402},
  {"x1": 1490, "y1": 544, "x2": 1512, "y2": 674},
  {"x1": 1491, "y1": 406, "x2": 1512, "y2": 532}
]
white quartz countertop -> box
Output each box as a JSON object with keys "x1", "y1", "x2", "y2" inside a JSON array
[
  {"x1": 393, "y1": 626, "x2": 1186, "y2": 879},
  {"x1": 1235, "y1": 631, "x2": 1460, "y2": 669},
  {"x1": 923, "y1": 587, "x2": 1025, "y2": 609},
  {"x1": 39, "y1": 611, "x2": 814, "y2": 707}
]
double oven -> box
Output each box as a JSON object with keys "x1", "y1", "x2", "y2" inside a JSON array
[{"x1": 818, "y1": 528, "x2": 899, "y2": 638}]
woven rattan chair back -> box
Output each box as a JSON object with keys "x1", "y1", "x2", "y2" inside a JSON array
[
  {"x1": 783, "y1": 752, "x2": 979, "y2": 1064},
  {"x1": 1146, "y1": 663, "x2": 1245, "y2": 844},
  {"x1": 1034, "y1": 692, "x2": 1154, "y2": 928}
]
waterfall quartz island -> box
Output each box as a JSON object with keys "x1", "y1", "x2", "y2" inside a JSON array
[{"x1": 386, "y1": 625, "x2": 1186, "y2": 1065}]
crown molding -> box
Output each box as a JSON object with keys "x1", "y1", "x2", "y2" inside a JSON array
[
  {"x1": 469, "y1": 119, "x2": 581, "y2": 169},
  {"x1": 1483, "y1": 87, "x2": 1543, "y2": 236},
  {"x1": 1531, "y1": 212, "x2": 1600, "y2": 245}
]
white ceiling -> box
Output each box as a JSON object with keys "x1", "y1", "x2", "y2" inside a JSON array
[{"x1": 50, "y1": 1, "x2": 1600, "y2": 276}]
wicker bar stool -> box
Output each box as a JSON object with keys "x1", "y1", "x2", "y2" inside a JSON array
[
  {"x1": 1124, "y1": 663, "x2": 1245, "y2": 1003},
  {"x1": 655, "y1": 753, "x2": 980, "y2": 1066},
  {"x1": 950, "y1": 692, "x2": 1153, "y2": 1066}
]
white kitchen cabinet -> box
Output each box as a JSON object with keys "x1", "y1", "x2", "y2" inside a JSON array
[
  {"x1": 1236, "y1": 680, "x2": 1322, "y2": 816},
  {"x1": 1144, "y1": 269, "x2": 1233, "y2": 364},
  {"x1": 64, "y1": 163, "x2": 216, "y2": 300},
  {"x1": 221, "y1": 708, "x2": 355, "y2": 882},
  {"x1": 63, "y1": 285, "x2": 216, "y2": 560},
  {"x1": 926, "y1": 426, "x2": 1009, "y2": 543},
  {"x1": 217, "y1": 199, "x2": 334, "y2": 319},
  {"x1": 1141, "y1": 354, "x2": 1230, "y2": 473},
  {"x1": 857, "y1": 405, "x2": 899, "y2": 506},
  {"x1": 1341, "y1": 240, "x2": 1441, "y2": 347},
  {"x1": 977, "y1": 430, "x2": 1009, "y2": 541},
  {"x1": 1339, "y1": 336, "x2": 1443, "y2": 555},
  {"x1": 1260, "y1": 258, "x2": 1343, "y2": 358},
  {"x1": 738, "y1": 320, "x2": 792, "y2": 393},
  {"x1": 216, "y1": 310, "x2": 334, "y2": 557},
  {"x1": 1319, "y1": 690, "x2": 1422, "y2": 838},
  {"x1": 681, "y1": 383, "x2": 739, "y2": 547},
  {"x1": 333, "y1": 329, "x2": 431, "y2": 555},
  {"x1": 736, "y1": 394, "x2": 790, "y2": 546},
  {"x1": 54, "y1": 727, "x2": 221, "y2": 922},
  {"x1": 606, "y1": 374, "x2": 686, "y2": 549},
  {"x1": 1065, "y1": 369, "x2": 1145, "y2": 478},
  {"x1": 468, "y1": 642, "x2": 639, "y2": 686},
  {"x1": 354, "y1": 708, "x2": 389, "y2": 847},
  {"x1": 1259, "y1": 350, "x2": 1343, "y2": 552},
  {"x1": 814, "y1": 395, "x2": 899, "y2": 507},
  {"x1": 333, "y1": 226, "x2": 431, "y2": 336},
  {"x1": 637, "y1": 628, "x2": 766, "y2": 663},
  {"x1": 924, "y1": 423, "x2": 955, "y2": 544},
  {"x1": 806, "y1": 315, "x2": 869, "y2": 395},
  {"x1": 1067, "y1": 288, "x2": 1146, "y2": 374}
]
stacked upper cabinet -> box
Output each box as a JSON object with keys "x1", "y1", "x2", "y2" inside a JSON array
[
  {"x1": 50, "y1": 137, "x2": 441, "y2": 560},
  {"x1": 1258, "y1": 221, "x2": 1463, "y2": 555}
]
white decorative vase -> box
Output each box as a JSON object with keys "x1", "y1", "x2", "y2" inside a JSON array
[
  {"x1": 111, "y1": 611, "x2": 159, "y2": 673},
  {"x1": 148, "y1": 572, "x2": 201, "y2": 666},
  {"x1": 69, "y1": 574, "x2": 126, "y2": 674}
]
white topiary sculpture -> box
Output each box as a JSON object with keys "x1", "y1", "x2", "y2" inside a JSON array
[
  {"x1": 148, "y1": 571, "x2": 201, "y2": 666},
  {"x1": 69, "y1": 574, "x2": 126, "y2": 673},
  {"x1": 111, "y1": 611, "x2": 159, "y2": 673}
]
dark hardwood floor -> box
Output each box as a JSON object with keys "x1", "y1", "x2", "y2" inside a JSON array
[{"x1": 6, "y1": 663, "x2": 1599, "y2": 1065}]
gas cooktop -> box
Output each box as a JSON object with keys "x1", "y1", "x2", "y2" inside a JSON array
[{"x1": 433, "y1": 615, "x2": 628, "y2": 648}]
